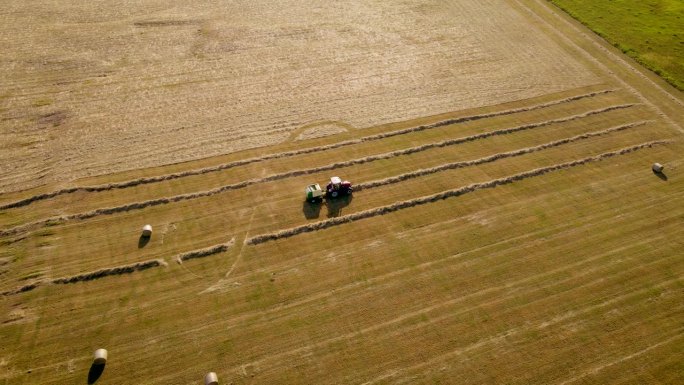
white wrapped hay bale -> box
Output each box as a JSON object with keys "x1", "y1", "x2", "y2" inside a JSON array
[
  {"x1": 204, "y1": 372, "x2": 218, "y2": 385},
  {"x1": 652, "y1": 163, "x2": 664, "y2": 173},
  {"x1": 93, "y1": 349, "x2": 108, "y2": 365},
  {"x1": 142, "y1": 224, "x2": 153, "y2": 237}
]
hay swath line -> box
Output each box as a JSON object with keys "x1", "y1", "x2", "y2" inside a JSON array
[
  {"x1": 5, "y1": 121, "x2": 646, "y2": 295},
  {"x1": 356, "y1": 120, "x2": 650, "y2": 191},
  {"x1": 2, "y1": 239, "x2": 235, "y2": 295},
  {"x1": 2, "y1": 259, "x2": 166, "y2": 296},
  {"x1": 175, "y1": 238, "x2": 234, "y2": 264},
  {"x1": 0, "y1": 104, "x2": 633, "y2": 238},
  {"x1": 246, "y1": 141, "x2": 667, "y2": 245},
  {"x1": 0, "y1": 89, "x2": 614, "y2": 211}
]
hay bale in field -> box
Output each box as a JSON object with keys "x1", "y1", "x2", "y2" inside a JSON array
[
  {"x1": 205, "y1": 372, "x2": 219, "y2": 385},
  {"x1": 141, "y1": 224, "x2": 153, "y2": 237},
  {"x1": 93, "y1": 349, "x2": 108, "y2": 365},
  {"x1": 652, "y1": 163, "x2": 664, "y2": 173}
]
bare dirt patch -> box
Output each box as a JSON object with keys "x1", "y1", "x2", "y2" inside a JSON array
[{"x1": 37, "y1": 111, "x2": 68, "y2": 128}]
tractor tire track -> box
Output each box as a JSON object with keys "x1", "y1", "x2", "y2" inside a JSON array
[
  {"x1": 364, "y1": 279, "x2": 682, "y2": 385},
  {"x1": 246, "y1": 141, "x2": 666, "y2": 245},
  {"x1": 0, "y1": 104, "x2": 633, "y2": 238},
  {"x1": 96, "y1": 192, "x2": 675, "y2": 351},
  {"x1": 554, "y1": 333, "x2": 684, "y2": 385},
  {"x1": 231, "y1": 248, "x2": 680, "y2": 381},
  {"x1": 516, "y1": 0, "x2": 683, "y2": 133},
  {"x1": 0, "y1": 89, "x2": 614, "y2": 211}
]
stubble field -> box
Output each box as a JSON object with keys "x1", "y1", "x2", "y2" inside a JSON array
[{"x1": 1, "y1": 0, "x2": 683, "y2": 384}]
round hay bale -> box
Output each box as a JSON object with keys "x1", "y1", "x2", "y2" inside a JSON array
[
  {"x1": 93, "y1": 349, "x2": 108, "y2": 365},
  {"x1": 142, "y1": 224, "x2": 153, "y2": 237},
  {"x1": 652, "y1": 163, "x2": 664, "y2": 173},
  {"x1": 204, "y1": 372, "x2": 218, "y2": 385}
]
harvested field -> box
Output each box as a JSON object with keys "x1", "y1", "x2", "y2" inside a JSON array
[
  {"x1": 1, "y1": 0, "x2": 683, "y2": 385},
  {"x1": 0, "y1": 0, "x2": 600, "y2": 193}
]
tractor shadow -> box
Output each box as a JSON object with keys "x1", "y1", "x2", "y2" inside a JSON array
[
  {"x1": 302, "y1": 201, "x2": 322, "y2": 219},
  {"x1": 326, "y1": 195, "x2": 353, "y2": 218},
  {"x1": 653, "y1": 170, "x2": 668, "y2": 181},
  {"x1": 87, "y1": 363, "x2": 105, "y2": 384}
]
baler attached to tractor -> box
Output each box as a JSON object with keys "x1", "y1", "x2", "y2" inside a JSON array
[{"x1": 305, "y1": 183, "x2": 325, "y2": 203}]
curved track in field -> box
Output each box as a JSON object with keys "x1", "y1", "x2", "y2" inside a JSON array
[
  {"x1": 2, "y1": 1, "x2": 683, "y2": 383},
  {"x1": 0, "y1": 89, "x2": 614, "y2": 211},
  {"x1": 0, "y1": 103, "x2": 636, "y2": 237},
  {"x1": 2, "y1": 114, "x2": 660, "y2": 298}
]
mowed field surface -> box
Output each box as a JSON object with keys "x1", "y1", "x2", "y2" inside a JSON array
[
  {"x1": 1, "y1": 0, "x2": 684, "y2": 385},
  {"x1": 0, "y1": 0, "x2": 598, "y2": 193}
]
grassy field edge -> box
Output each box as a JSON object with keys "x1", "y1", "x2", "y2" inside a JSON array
[{"x1": 547, "y1": 0, "x2": 684, "y2": 91}]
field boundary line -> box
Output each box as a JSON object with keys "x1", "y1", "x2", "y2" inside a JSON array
[
  {"x1": 246, "y1": 140, "x2": 666, "y2": 245},
  {"x1": 0, "y1": 104, "x2": 635, "y2": 238},
  {"x1": 514, "y1": 0, "x2": 683, "y2": 134},
  {"x1": 0, "y1": 89, "x2": 615, "y2": 211}
]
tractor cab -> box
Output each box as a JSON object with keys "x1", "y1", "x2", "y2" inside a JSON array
[
  {"x1": 329, "y1": 176, "x2": 342, "y2": 190},
  {"x1": 326, "y1": 176, "x2": 353, "y2": 198}
]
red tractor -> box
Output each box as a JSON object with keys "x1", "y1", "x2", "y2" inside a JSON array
[
  {"x1": 325, "y1": 176, "x2": 353, "y2": 198},
  {"x1": 304, "y1": 176, "x2": 353, "y2": 218},
  {"x1": 304, "y1": 176, "x2": 353, "y2": 203}
]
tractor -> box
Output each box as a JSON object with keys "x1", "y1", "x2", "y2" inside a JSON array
[
  {"x1": 325, "y1": 176, "x2": 353, "y2": 198},
  {"x1": 304, "y1": 176, "x2": 353, "y2": 202}
]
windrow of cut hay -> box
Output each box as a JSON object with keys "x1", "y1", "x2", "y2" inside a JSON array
[
  {"x1": 2, "y1": 282, "x2": 43, "y2": 296},
  {"x1": 246, "y1": 141, "x2": 666, "y2": 245},
  {"x1": 175, "y1": 238, "x2": 234, "y2": 264},
  {"x1": 3, "y1": 259, "x2": 166, "y2": 295},
  {"x1": 0, "y1": 104, "x2": 633, "y2": 238},
  {"x1": 3, "y1": 121, "x2": 645, "y2": 290},
  {"x1": 356, "y1": 121, "x2": 650, "y2": 191},
  {"x1": 52, "y1": 259, "x2": 166, "y2": 284},
  {"x1": 0, "y1": 89, "x2": 614, "y2": 211}
]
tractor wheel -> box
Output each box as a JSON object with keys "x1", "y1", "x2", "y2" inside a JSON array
[{"x1": 330, "y1": 191, "x2": 339, "y2": 198}]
